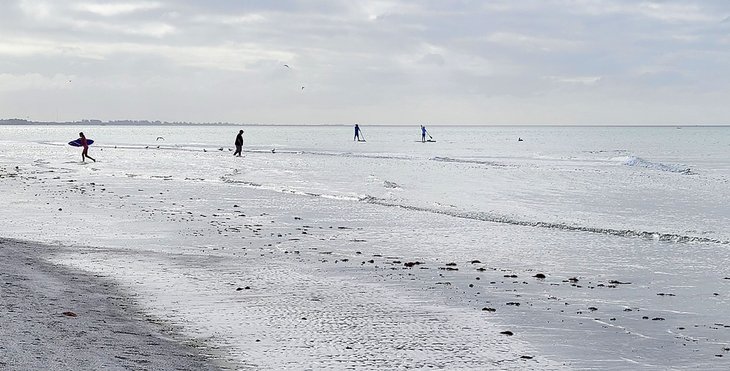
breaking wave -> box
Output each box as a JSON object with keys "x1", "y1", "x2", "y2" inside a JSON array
[{"x1": 617, "y1": 156, "x2": 694, "y2": 175}]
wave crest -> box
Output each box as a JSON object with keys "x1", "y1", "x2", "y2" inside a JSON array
[{"x1": 617, "y1": 156, "x2": 693, "y2": 174}]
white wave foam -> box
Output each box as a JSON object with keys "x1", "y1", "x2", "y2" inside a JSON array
[
  {"x1": 614, "y1": 156, "x2": 693, "y2": 174},
  {"x1": 430, "y1": 156, "x2": 510, "y2": 167},
  {"x1": 359, "y1": 196, "x2": 728, "y2": 245}
]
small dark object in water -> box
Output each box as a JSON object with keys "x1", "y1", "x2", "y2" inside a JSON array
[
  {"x1": 482, "y1": 307, "x2": 496, "y2": 312},
  {"x1": 500, "y1": 331, "x2": 514, "y2": 336},
  {"x1": 533, "y1": 273, "x2": 546, "y2": 279}
]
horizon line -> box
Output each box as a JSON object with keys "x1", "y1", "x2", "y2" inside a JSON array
[{"x1": 1, "y1": 119, "x2": 729, "y2": 128}]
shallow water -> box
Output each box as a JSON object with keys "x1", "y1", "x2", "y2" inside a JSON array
[
  {"x1": 1, "y1": 124, "x2": 729, "y2": 369},
  {"x1": 8, "y1": 125, "x2": 730, "y2": 242}
]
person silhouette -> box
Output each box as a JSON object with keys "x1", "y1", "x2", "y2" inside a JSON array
[
  {"x1": 354, "y1": 124, "x2": 362, "y2": 141},
  {"x1": 78, "y1": 132, "x2": 95, "y2": 162},
  {"x1": 234, "y1": 130, "x2": 244, "y2": 157}
]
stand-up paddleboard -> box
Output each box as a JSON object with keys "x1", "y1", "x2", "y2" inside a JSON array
[
  {"x1": 68, "y1": 139, "x2": 94, "y2": 147},
  {"x1": 415, "y1": 140, "x2": 436, "y2": 143}
]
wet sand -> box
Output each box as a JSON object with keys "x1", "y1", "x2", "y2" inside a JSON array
[{"x1": 0, "y1": 238, "x2": 225, "y2": 371}]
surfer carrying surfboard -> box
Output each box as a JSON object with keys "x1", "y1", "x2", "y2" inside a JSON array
[{"x1": 78, "y1": 132, "x2": 95, "y2": 162}]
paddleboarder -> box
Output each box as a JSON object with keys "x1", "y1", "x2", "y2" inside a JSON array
[
  {"x1": 421, "y1": 125, "x2": 427, "y2": 142},
  {"x1": 234, "y1": 130, "x2": 244, "y2": 157},
  {"x1": 76, "y1": 132, "x2": 95, "y2": 162},
  {"x1": 354, "y1": 124, "x2": 362, "y2": 142}
]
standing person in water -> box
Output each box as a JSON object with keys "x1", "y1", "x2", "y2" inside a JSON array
[
  {"x1": 234, "y1": 130, "x2": 244, "y2": 157},
  {"x1": 354, "y1": 123, "x2": 362, "y2": 141},
  {"x1": 78, "y1": 132, "x2": 95, "y2": 162},
  {"x1": 421, "y1": 125, "x2": 427, "y2": 142}
]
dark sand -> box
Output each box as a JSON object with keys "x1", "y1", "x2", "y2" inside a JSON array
[{"x1": 0, "y1": 238, "x2": 223, "y2": 371}]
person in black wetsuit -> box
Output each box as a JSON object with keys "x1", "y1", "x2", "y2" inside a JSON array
[{"x1": 234, "y1": 130, "x2": 243, "y2": 157}]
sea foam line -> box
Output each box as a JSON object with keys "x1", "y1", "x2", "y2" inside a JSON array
[
  {"x1": 430, "y1": 156, "x2": 512, "y2": 167},
  {"x1": 359, "y1": 196, "x2": 729, "y2": 245},
  {"x1": 219, "y1": 171, "x2": 727, "y2": 245}
]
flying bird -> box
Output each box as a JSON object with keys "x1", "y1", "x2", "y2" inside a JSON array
[
  {"x1": 283, "y1": 64, "x2": 290, "y2": 68},
  {"x1": 301, "y1": 86, "x2": 305, "y2": 90}
]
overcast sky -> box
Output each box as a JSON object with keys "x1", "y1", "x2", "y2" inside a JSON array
[{"x1": 1, "y1": 0, "x2": 729, "y2": 125}]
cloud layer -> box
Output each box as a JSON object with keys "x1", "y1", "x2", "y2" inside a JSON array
[{"x1": 1, "y1": 0, "x2": 729, "y2": 124}]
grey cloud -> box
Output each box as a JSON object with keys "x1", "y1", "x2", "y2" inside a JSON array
[{"x1": 1, "y1": 0, "x2": 729, "y2": 124}]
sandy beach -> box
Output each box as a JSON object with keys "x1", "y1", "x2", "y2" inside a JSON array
[{"x1": 0, "y1": 238, "x2": 224, "y2": 371}]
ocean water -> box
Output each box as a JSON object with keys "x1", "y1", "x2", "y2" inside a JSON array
[
  {"x1": 1, "y1": 125, "x2": 729, "y2": 369},
  {"x1": 8, "y1": 124, "x2": 729, "y2": 242}
]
